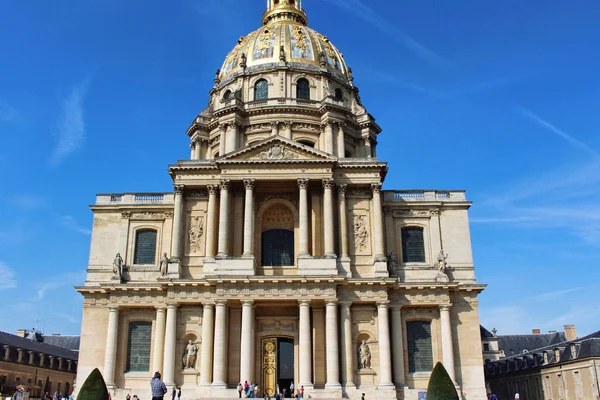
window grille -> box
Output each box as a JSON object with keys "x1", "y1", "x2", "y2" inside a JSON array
[
  {"x1": 407, "y1": 320, "x2": 433, "y2": 372},
  {"x1": 126, "y1": 322, "x2": 152, "y2": 372},
  {"x1": 296, "y1": 78, "x2": 310, "y2": 100},
  {"x1": 254, "y1": 79, "x2": 269, "y2": 100},
  {"x1": 134, "y1": 230, "x2": 157, "y2": 265},
  {"x1": 401, "y1": 227, "x2": 425, "y2": 263}
]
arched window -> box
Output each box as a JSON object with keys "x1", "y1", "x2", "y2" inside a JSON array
[
  {"x1": 407, "y1": 320, "x2": 433, "y2": 372},
  {"x1": 297, "y1": 140, "x2": 315, "y2": 148},
  {"x1": 126, "y1": 321, "x2": 152, "y2": 372},
  {"x1": 401, "y1": 227, "x2": 425, "y2": 263},
  {"x1": 134, "y1": 229, "x2": 157, "y2": 264},
  {"x1": 223, "y1": 90, "x2": 232, "y2": 101},
  {"x1": 262, "y1": 229, "x2": 294, "y2": 266},
  {"x1": 334, "y1": 88, "x2": 343, "y2": 100},
  {"x1": 296, "y1": 78, "x2": 310, "y2": 99},
  {"x1": 254, "y1": 79, "x2": 269, "y2": 100}
]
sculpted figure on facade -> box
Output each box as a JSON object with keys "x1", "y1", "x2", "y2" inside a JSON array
[
  {"x1": 113, "y1": 253, "x2": 127, "y2": 283},
  {"x1": 160, "y1": 253, "x2": 169, "y2": 276},
  {"x1": 437, "y1": 250, "x2": 449, "y2": 274},
  {"x1": 353, "y1": 215, "x2": 369, "y2": 252},
  {"x1": 183, "y1": 340, "x2": 198, "y2": 369},
  {"x1": 357, "y1": 340, "x2": 372, "y2": 369},
  {"x1": 387, "y1": 251, "x2": 398, "y2": 276},
  {"x1": 189, "y1": 216, "x2": 204, "y2": 253}
]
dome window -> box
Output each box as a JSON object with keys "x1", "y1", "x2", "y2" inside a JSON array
[
  {"x1": 254, "y1": 79, "x2": 269, "y2": 101},
  {"x1": 296, "y1": 78, "x2": 310, "y2": 100},
  {"x1": 223, "y1": 90, "x2": 233, "y2": 101},
  {"x1": 334, "y1": 88, "x2": 343, "y2": 101}
]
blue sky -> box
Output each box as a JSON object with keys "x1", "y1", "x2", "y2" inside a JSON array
[{"x1": 1, "y1": 0, "x2": 599, "y2": 338}]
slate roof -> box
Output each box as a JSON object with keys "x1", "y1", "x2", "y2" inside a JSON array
[
  {"x1": 480, "y1": 325, "x2": 496, "y2": 339},
  {"x1": 497, "y1": 331, "x2": 566, "y2": 357},
  {"x1": 0, "y1": 331, "x2": 78, "y2": 360},
  {"x1": 43, "y1": 335, "x2": 80, "y2": 353}
]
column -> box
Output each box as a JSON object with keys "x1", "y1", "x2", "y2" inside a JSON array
[
  {"x1": 336, "y1": 122, "x2": 345, "y2": 158},
  {"x1": 217, "y1": 179, "x2": 231, "y2": 257},
  {"x1": 152, "y1": 306, "x2": 167, "y2": 373},
  {"x1": 377, "y1": 302, "x2": 394, "y2": 388},
  {"x1": 391, "y1": 305, "x2": 405, "y2": 387},
  {"x1": 340, "y1": 302, "x2": 355, "y2": 388},
  {"x1": 103, "y1": 305, "x2": 119, "y2": 387},
  {"x1": 298, "y1": 300, "x2": 313, "y2": 389},
  {"x1": 322, "y1": 179, "x2": 336, "y2": 258},
  {"x1": 284, "y1": 121, "x2": 293, "y2": 139},
  {"x1": 440, "y1": 304, "x2": 456, "y2": 382},
  {"x1": 337, "y1": 184, "x2": 349, "y2": 259},
  {"x1": 242, "y1": 179, "x2": 255, "y2": 257},
  {"x1": 195, "y1": 139, "x2": 202, "y2": 160},
  {"x1": 363, "y1": 136, "x2": 372, "y2": 158},
  {"x1": 240, "y1": 301, "x2": 255, "y2": 384},
  {"x1": 200, "y1": 303, "x2": 215, "y2": 385},
  {"x1": 271, "y1": 121, "x2": 279, "y2": 136},
  {"x1": 371, "y1": 183, "x2": 386, "y2": 262},
  {"x1": 171, "y1": 185, "x2": 185, "y2": 260},
  {"x1": 212, "y1": 301, "x2": 228, "y2": 387},
  {"x1": 190, "y1": 140, "x2": 196, "y2": 160},
  {"x1": 163, "y1": 304, "x2": 178, "y2": 386},
  {"x1": 324, "y1": 121, "x2": 334, "y2": 154},
  {"x1": 205, "y1": 185, "x2": 218, "y2": 258},
  {"x1": 325, "y1": 300, "x2": 341, "y2": 389},
  {"x1": 297, "y1": 178, "x2": 310, "y2": 257},
  {"x1": 219, "y1": 124, "x2": 227, "y2": 156},
  {"x1": 226, "y1": 123, "x2": 238, "y2": 153}
]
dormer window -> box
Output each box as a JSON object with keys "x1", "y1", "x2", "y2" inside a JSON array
[
  {"x1": 554, "y1": 348, "x2": 561, "y2": 362},
  {"x1": 223, "y1": 90, "x2": 233, "y2": 101},
  {"x1": 570, "y1": 344, "x2": 577, "y2": 359}
]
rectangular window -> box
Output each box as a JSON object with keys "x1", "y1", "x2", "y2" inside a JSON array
[
  {"x1": 483, "y1": 343, "x2": 490, "y2": 351},
  {"x1": 401, "y1": 227, "x2": 425, "y2": 263},
  {"x1": 134, "y1": 230, "x2": 157, "y2": 264},
  {"x1": 407, "y1": 320, "x2": 433, "y2": 372},
  {"x1": 126, "y1": 322, "x2": 152, "y2": 372},
  {"x1": 574, "y1": 371, "x2": 583, "y2": 399}
]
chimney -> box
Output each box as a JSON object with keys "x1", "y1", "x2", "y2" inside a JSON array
[
  {"x1": 564, "y1": 325, "x2": 577, "y2": 341},
  {"x1": 532, "y1": 329, "x2": 541, "y2": 335},
  {"x1": 16, "y1": 329, "x2": 26, "y2": 338}
]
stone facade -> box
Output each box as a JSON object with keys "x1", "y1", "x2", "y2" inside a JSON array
[{"x1": 74, "y1": 1, "x2": 487, "y2": 399}]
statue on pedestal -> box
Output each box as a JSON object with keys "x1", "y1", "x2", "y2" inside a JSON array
[
  {"x1": 159, "y1": 253, "x2": 169, "y2": 277},
  {"x1": 357, "y1": 340, "x2": 372, "y2": 369},
  {"x1": 437, "y1": 250, "x2": 449, "y2": 274},
  {"x1": 182, "y1": 340, "x2": 198, "y2": 369},
  {"x1": 113, "y1": 253, "x2": 127, "y2": 283}
]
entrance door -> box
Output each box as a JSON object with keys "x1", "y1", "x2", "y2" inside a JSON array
[{"x1": 261, "y1": 337, "x2": 295, "y2": 397}]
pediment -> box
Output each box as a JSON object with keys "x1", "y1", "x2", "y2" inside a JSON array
[{"x1": 217, "y1": 136, "x2": 337, "y2": 163}]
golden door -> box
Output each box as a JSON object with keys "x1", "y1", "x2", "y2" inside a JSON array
[{"x1": 262, "y1": 338, "x2": 277, "y2": 397}]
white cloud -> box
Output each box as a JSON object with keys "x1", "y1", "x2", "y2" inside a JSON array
[
  {"x1": 36, "y1": 271, "x2": 86, "y2": 301},
  {"x1": 49, "y1": 77, "x2": 91, "y2": 166},
  {"x1": 55, "y1": 214, "x2": 92, "y2": 236},
  {"x1": 0, "y1": 262, "x2": 17, "y2": 289}
]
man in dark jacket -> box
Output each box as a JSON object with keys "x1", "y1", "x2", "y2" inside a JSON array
[{"x1": 150, "y1": 371, "x2": 168, "y2": 400}]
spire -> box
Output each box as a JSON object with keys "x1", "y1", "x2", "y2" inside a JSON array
[{"x1": 263, "y1": 0, "x2": 308, "y2": 26}]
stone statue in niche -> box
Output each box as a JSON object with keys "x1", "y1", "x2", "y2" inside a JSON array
[
  {"x1": 357, "y1": 340, "x2": 372, "y2": 369},
  {"x1": 240, "y1": 53, "x2": 247, "y2": 69},
  {"x1": 279, "y1": 45, "x2": 286, "y2": 62},
  {"x1": 437, "y1": 250, "x2": 449, "y2": 274},
  {"x1": 159, "y1": 253, "x2": 169, "y2": 276},
  {"x1": 182, "y1": 340, "x2": 198, "y2": 369},
  {"x1": 112, "y1": 253, "x2": 127, "y2": 283},
  {"x1": 188, "y1": 216, "x2": 204, "y2": 253},
  {"x1": 319, "y1": 50, "x2": 327, "y2": 67},
  {"x1": 387, "y1": 251, "x2": 398, "y2": 276},
  {"x1": 353, "y1": 215, "x2": 369, "y2": 253}
]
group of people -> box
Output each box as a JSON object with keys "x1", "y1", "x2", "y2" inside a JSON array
[
  {"x1": 236, "y1": 381, "x2": 305, "y2": 399},
  {"x1": 38, "y1": 392, "x2": 72, "y2": 400},
  {"x1": 237, "y1": 381, "x2": 259, "y2": 398}
]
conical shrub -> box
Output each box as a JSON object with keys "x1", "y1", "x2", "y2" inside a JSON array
[
  {"x1": 426, "y1": 362, "x2": 458, "y2": 400},
  {"x1": 77, "y1": 368, "x2": 109, "y2": 400}
]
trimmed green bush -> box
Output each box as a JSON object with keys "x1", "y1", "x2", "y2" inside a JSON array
[
  {"x1": 77, "y1": 368, "x2": 109, "y2": 400},
  {"x1": 427, "y1": 362, "x2": 458, "y2": 400}
]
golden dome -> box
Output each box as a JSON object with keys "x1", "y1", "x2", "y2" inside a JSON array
[{"x1": 219, "y1": 1, "x2": 348, "y2": 81}]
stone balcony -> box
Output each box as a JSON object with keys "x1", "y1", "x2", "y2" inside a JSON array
[
  {"x1": 95, "y1": 192, "x2": 175, "y2": 205},
  {"x1": 383, "y1": 190, "x2": 467, "y2": 203}
]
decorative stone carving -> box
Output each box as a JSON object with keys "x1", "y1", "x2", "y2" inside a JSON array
[
  {"x1": 189, "y1": 217, "x2": 204, "y2": 253},
  {"x1": 348, "y1": 188, "x2": 371, "y2": 197},
  {"x1": 357, "y1": 340, "x2": 372, "y2": 370},
  {"x1": 247, "y1": 123, "x2": 272, "y2": 132},
  {"x1": 297, "y1": 178, "x2": 309, "y2": 189},
  {"x1": 337, "y1": 184, "x2": 347, "y2": 196},
  {"x1": 185, "y1": 190, "x2": 208, "y2": 198},
  {"x1": 207, "y1": 185, "x2": 219, "y2": 195},
  {"x1": 293, "y1": 123, "x2": 319, "y2": 132},
  {"x1": 353, "y1": 215, "x2": 369, "y2": 252},
  {"x1": 112, "y1": 253, "x2": 127, "y2": 283},
  {"x1": 394, "y1": 209, "x2": 431, "y2": 218},
  {"x1": 124, "y1": 212, "x2": 171, "y2": 220},
  {"x1": 243, "y1": 178, "x2": 256, "y2": 190},
  {"x1": 220, "y1": 179, "x2": 231, "y2": 190},
  {"x1": 437, "y1": 250, "x2": 449, "y2": 274},
  {"x1": 322, "y1": 178, "x2": 335, "y2": 190},
  {"x1": 182, "y1": 340, "x2": 198, "y2": 369},
  {"x1": 174, "y1": 184, "x2": 185, "y2": 194},
  {"x1": 370, "y1": 183, "x2": 382, "y2": 193},
  {"x1": 255, "y1": 144, "x2": 299, "y2": 160},
  {"x1": 159, "y1": 253, "x2": 169, "y2": 276},
  {"x1": 387, "y1": 251, "x2": 398, "y2": 277}
]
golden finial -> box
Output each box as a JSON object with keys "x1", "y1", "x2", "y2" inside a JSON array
[{"x1": 263, "y1": 0, "x2": 308, "y2": 26}]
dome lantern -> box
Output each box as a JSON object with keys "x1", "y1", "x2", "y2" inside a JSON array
[{"x1": 263, "y1": 0, "x2": 308, "y2": 26}]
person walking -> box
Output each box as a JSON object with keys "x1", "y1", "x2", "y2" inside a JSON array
[
  {"x1": 514, "y1": 393, "x2": 520, "y2": 400},
  {"x1": 171, "y1": 387, "x2": 176, "y2": 400},
  {"x1": 299, "y1": 386, "x2": 304, "y2": 398},
  {"x1": 150, "y1": 372, "x2": 168, "y2": 400},
  {"x1": 237, "y1": 382, "x2": 243, "y2": 398},
  {"x1": 177, "y1": 387, "x2": 181, "y2": 400}
]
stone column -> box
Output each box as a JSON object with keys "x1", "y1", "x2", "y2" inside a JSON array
[
  {"x1": 172, "y1": 184, "x2": 185, "y2": 260},
  {"x1": 219, "y1": 124, "x2": 227, "y2": 156},
  {"x1": 377, "y1": 302, "x2": 394, "y2": 388},
  {"x1": 336, "y1": 122, "x2": 345, "y2": 158},
  {"x1": 324, "y1": 121, "x2": 334, "y2": 154},
  {"x1": 240, "y1": 300, "x2": 254, "y2": 384},
  {"x1": 200, "y1": 303, "x2": 215, "y2": 385},
  {"x1": 340, "y1": 302, "x2": 355, "y2": 388},
  {"x1": 440, "y1": 304, "x2": 456, "y2": 382},
  {"x1": 190, "y1": 140, "x2": 196, "y2": 160},
  {"x1": 103, "y1": 305, "x2": 119, "y2": 387},
  {"x1": 212, "y1": 300, "x2": 228, "y2": 387},
  {"x1": 163, "y1": 304, "x2": 178, "y2": 386},
  {"x1": 298, "y1": 300, "x2": 313, "y2": 389},
  {"x1": 242, "y1": 179, "x2": 256, "y2": 257},
  {"x1": 271, "y1": 121, "x2": 279, "y2": 136},
  {"x1": 217, "y1": 179, "x2": 231, "y2": 257},
  {"x1": 391, "y1": 305, "x2": 405, "y2": 387},
  {"x1": 226, "y1": 123, "x2": 238, "y2": 153},
  {"x1": 205, "y1": 185, "x2": 219, "y2": 258},
  {"x1": 337, "y1": 184, "x2": 349, "y2": 259},
  {"x1": 152, "y1": 306, "x2": 167, "y2": 373},
  {"x1": 325, "y1": 300, "x2": 341, "y2": 389},
  {"x1": 371, "y1": 183, "x2": 386, "y2": 262},
  {"x1": 284, "y1": 121, "x2": 293, "y2": 139},
  {"x1": 363, "y1": 136, "x2": 372, "y2": 158},
  {"x1": 297, "y1": 178, "x2": 310, "y2": 257},
  {"x1": 322, "y1": 179, "x2": 336, "y2": 258},
  {"x1": 195, "y1": 139, "x2": 202, "y2": 160}
]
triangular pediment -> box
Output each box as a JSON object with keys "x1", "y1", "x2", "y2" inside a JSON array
[{"x1": 217, "y1": 136, "x2": 337, "y2": 163}]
